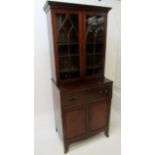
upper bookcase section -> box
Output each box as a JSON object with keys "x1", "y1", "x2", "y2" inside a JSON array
[{"x1": 43, "y1": 1, "x2": 112, "y2": 13}]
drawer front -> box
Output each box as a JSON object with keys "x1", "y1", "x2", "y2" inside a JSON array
[{"x1": 61, "y1": 85, "x2": 112, "y2": 107}]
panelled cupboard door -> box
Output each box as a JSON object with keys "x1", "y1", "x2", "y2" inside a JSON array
[
  {"x1": 52, "y1": 9, "x2": 83, "y2": 83},
  {"x1": 83, "y1": 12, "x2": 107, "y2": 79},
  {"x1": 88, "y1": 100, "x2": 108, "y2": 131},
  {"x1": 64, "y1": 106, "x2": 87, "y2": 139}
]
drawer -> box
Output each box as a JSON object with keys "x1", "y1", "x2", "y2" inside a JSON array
[{"x1": 61, "y1": 85, "x2": 112, "y2": 107}]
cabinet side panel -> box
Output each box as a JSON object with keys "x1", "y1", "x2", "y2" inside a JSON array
[
  {"x1": 47, "y1": 11, "x2": 57, "y2": 82},
  {"x1": 52, "y1": 82, "x2": 63, "y2": 140}
]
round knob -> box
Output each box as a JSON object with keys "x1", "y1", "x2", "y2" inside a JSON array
[
  {"x1": 68, "y1": 95, "x2": 78, "y2": 102},
  {"x1": 99, "y1": 89, "x2": 108, "y2": 96}
]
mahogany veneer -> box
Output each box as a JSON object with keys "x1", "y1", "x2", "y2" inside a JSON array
[{"x1": 44, "y1": 1, "x2": 112, "y2": 153}]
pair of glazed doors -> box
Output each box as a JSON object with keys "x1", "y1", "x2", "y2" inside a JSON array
[{"x1": 52, "y1": 9, "x2": 107, "y2": 82}]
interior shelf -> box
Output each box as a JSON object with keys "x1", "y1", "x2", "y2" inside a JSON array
[
  {"x1": 59, "y1": 54, "x2": 79, "y2": 57},
  {"x1": 87, "y1": 42, "x2": 104, "y2": 45},
  {"x1": 58, "y1": 42, "x2": 79, "y2": 46},
  {"x1": 86, "y1": 65, "x2": 101, "y2": 69},
  {"x1": 60, "y1": 68, "x2": 79, "y2": 73},
  {"x1": 87, "y1": 53, "x2": 102, "y2": 56}
]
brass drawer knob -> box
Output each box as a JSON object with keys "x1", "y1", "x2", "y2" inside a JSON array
[
  {"x1": 99, "y1": 89, "x2": 108, "y2": 96},
  {"x1": 68, "y1": 95, "x2": 78, "y2": 102}
]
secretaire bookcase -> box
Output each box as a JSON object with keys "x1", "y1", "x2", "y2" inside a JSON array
[{"x1": 44, "y1": 1, "x2": 113, "y2": 153}]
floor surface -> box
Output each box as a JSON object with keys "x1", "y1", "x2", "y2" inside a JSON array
[{"x1": 35, "y1": 106, "x2": 121, "y2": 155}]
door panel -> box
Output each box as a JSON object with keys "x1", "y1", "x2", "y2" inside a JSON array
[
  {"x1": 88, "y1": 100, "x2": 108, "y2": 131},
  {"x1": 83, "y1": 13, "x2": 106, "y2": 79},
  {"x1": 64, "y1": 107, "x2": 86, "y2": 139},
  {"x1": 53, "y1": 10, "x2": 82, "y2": 82}
]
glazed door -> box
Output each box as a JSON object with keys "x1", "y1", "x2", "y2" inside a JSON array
[
  {"x1": 88, "y1": 100, "x2": 108, "y2": 131},
  {"x1": 83, "y1": 12, "x2": 107, "y2": 79},
  {"x1": 52, "y1": 10, "x2": 82, "y2": 83},
  {"x1": 64, "y1": 106, "x2": 87, "y2": 139}
]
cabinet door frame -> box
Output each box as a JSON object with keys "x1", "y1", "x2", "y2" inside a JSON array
[
  {"x1": 63, "y1": 104, "x2": 87, "y2": 140},
  {"x1": 88, "y1": 99, "x2": 110, "y2": 132},
  {"x1": 51, "y1": 9, "x2": 83, "y2": 84},
  {"x1": 82, "y1": 12, "x2": 108, "y2": 80}
]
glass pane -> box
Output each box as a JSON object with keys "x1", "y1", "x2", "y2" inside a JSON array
[
  {"x1": 58, "y1": 44, "x2": 68, "y2": 56},
  {"x1": 87, "y1": 44, "x2": 93, "y2": 54},
  {"x1": 56, "y1": 13, "x2": 80, "y2": 80},
  {"x1": 86, "y1": 15, "x2": 105, "y2": 78},
  {"x1": 70, "y1": 44, "x2": 79, "y2": 55}
]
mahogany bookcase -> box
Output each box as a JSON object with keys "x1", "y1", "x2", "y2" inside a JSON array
[{"x1": 44, "y1": 1, "x2": 112, "y2": 153}]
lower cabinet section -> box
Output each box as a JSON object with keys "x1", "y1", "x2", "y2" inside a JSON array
[
  {"x1": 53, "y1": 80, "x2": 112, "y2": 153},
  {"x1": 64, "y1": 99, "x2": 109, "y2": 139},
  {"x1": 88, "y1": 100, "x2": 108, "y2": 131},
  {"x1": 64, "y1": 107, "x2": 87, "y2": 139}
]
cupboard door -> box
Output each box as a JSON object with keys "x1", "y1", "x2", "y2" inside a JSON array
[
  {"x1": 88, "y1": 100, "x2": 108, "y2": 131},
  {"x1": 64, "y1": 107, "x2": 86, "y2": 139},
  {"x1": 83, "y1": 13, "x2": 107, "y2": 79},
  {"x1": 52, "y1": 10, "x2": 82, "y2": 82}
]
